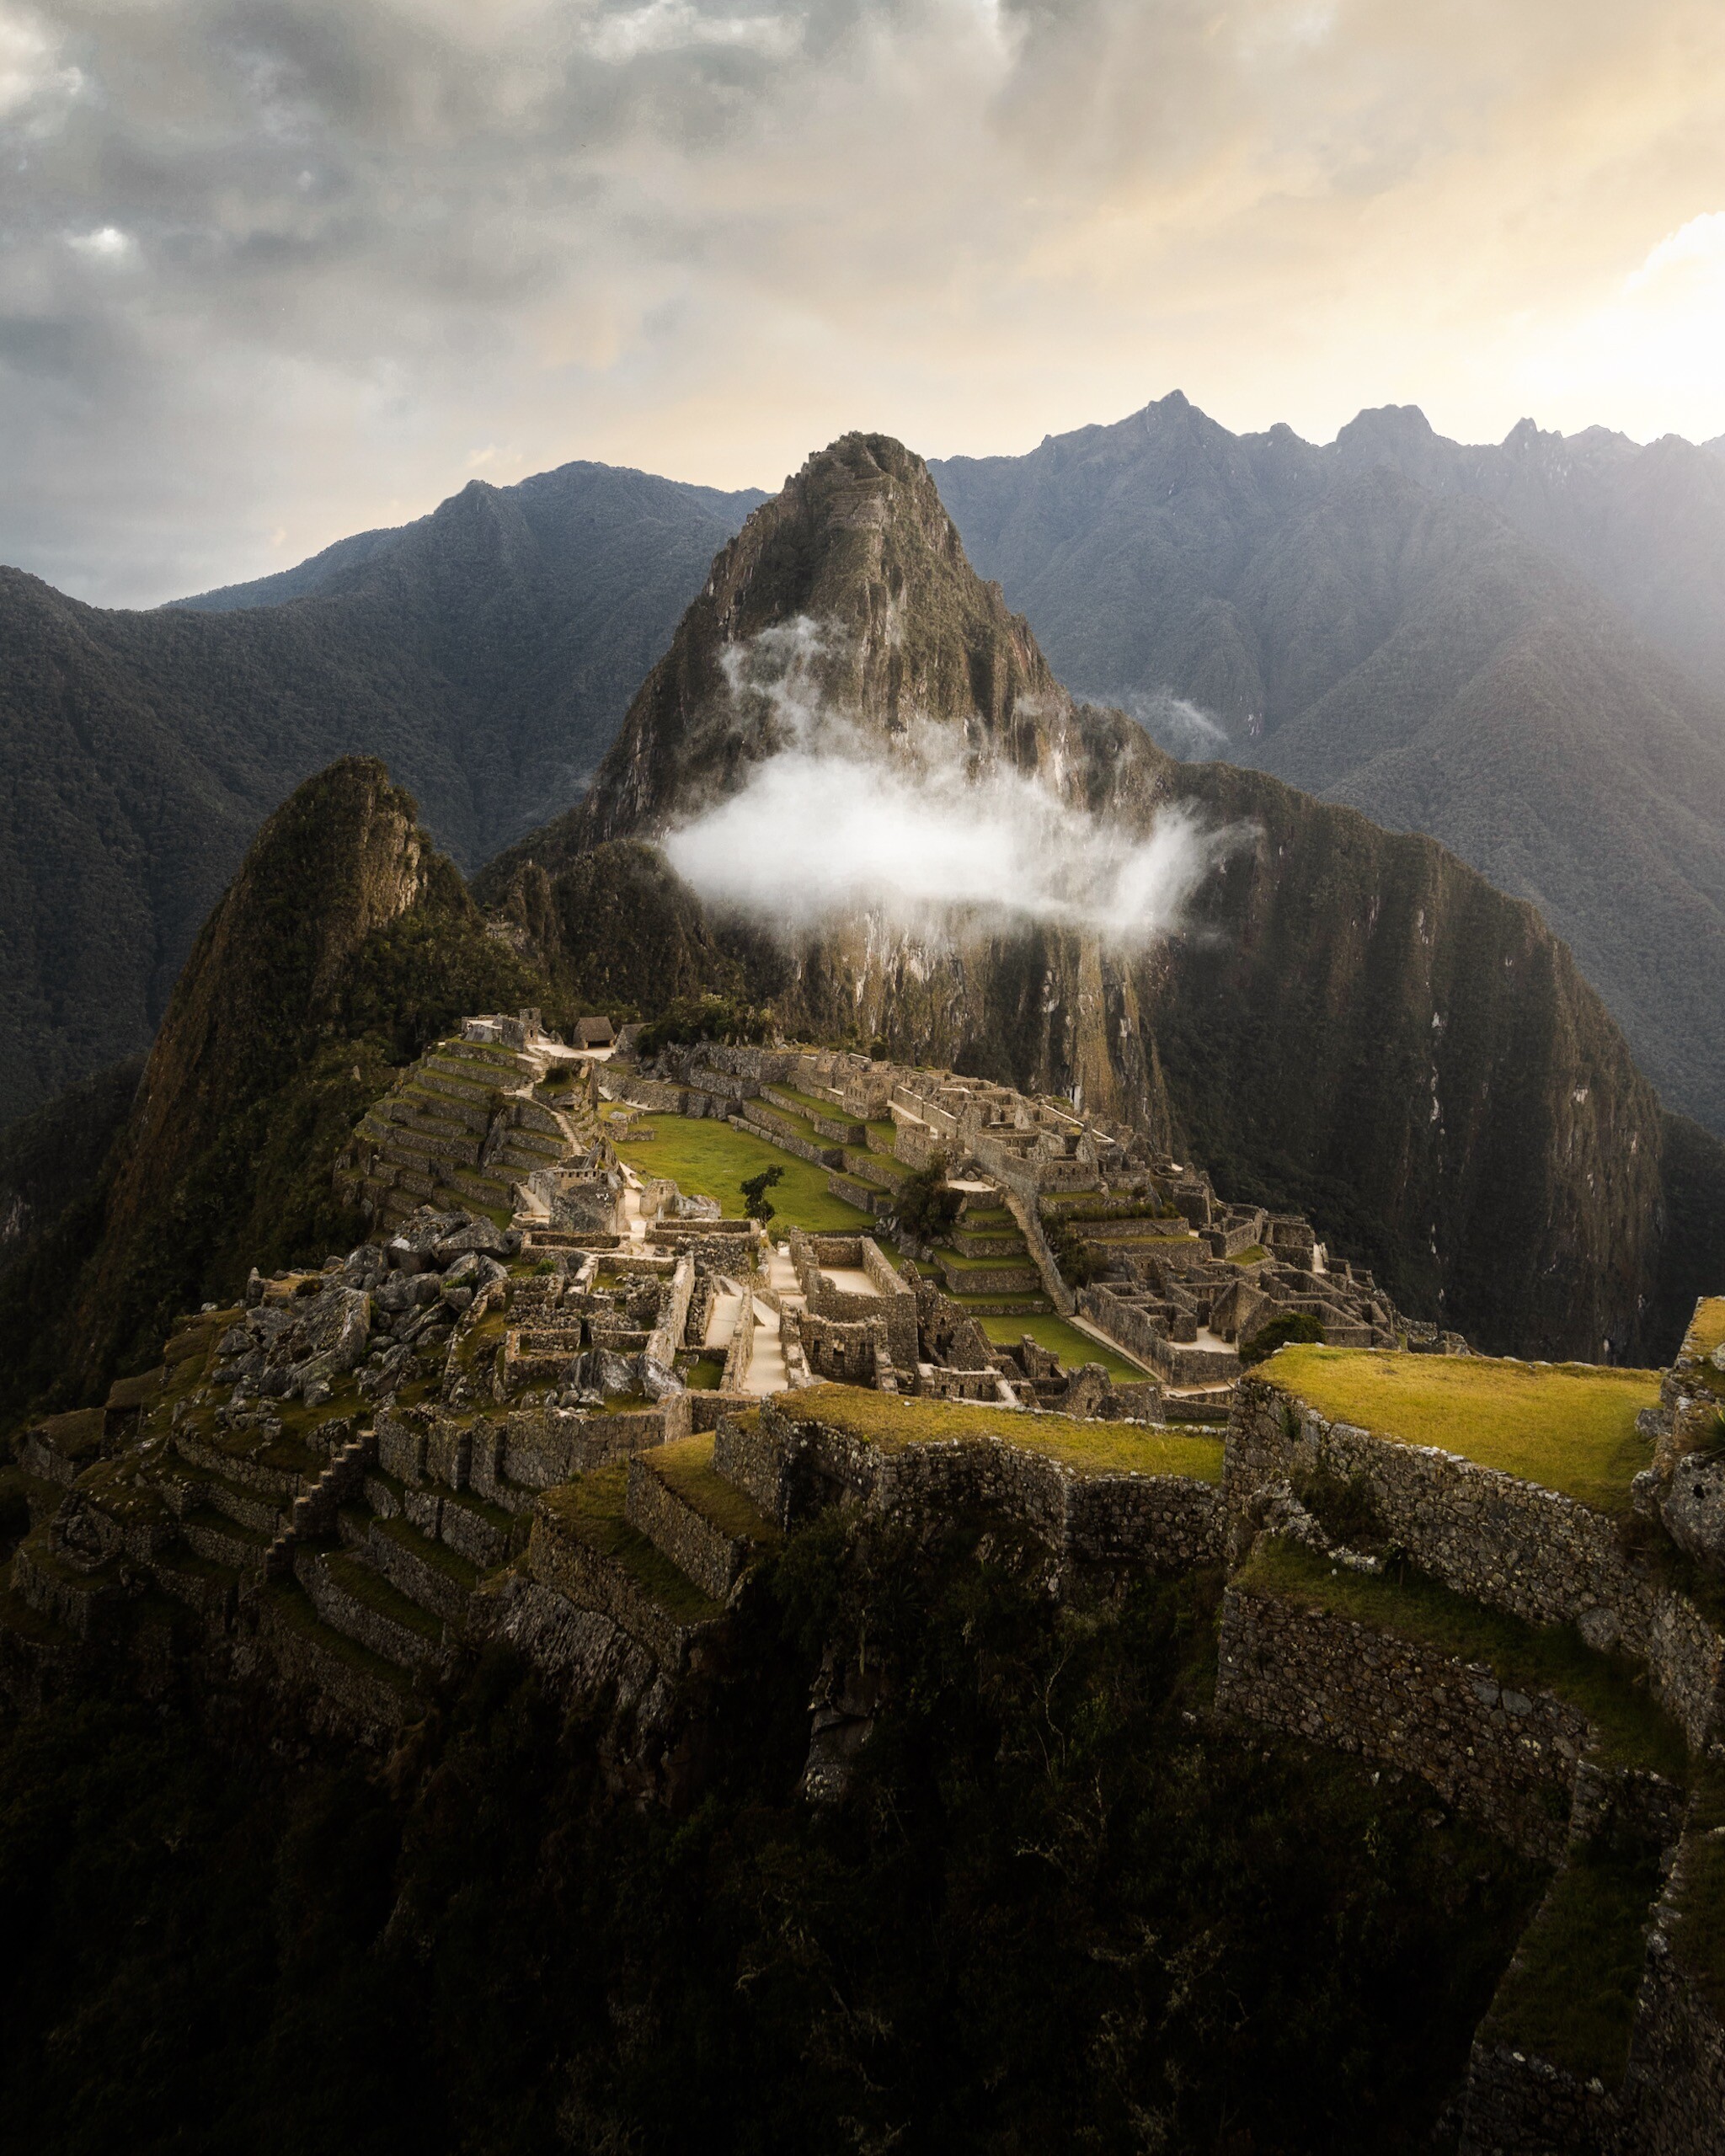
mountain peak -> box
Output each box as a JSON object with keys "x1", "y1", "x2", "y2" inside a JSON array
[{"x1": 498, "y1": 430, "x2": 1082, "y2": 867}]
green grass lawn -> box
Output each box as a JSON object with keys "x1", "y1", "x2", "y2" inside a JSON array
[
  {"x1": 613, "y1": 1114, "x2": 872, "y2": 1232},
  {"x1": 1238, "y1": 1538, "x2": 1686, "y2": 1776},
  {"x1": 980, "y1": 1314, "x2": 1149, "y2": 1383},
  {"x1": 1261, "y1": 1346, "x2": 1660, "y2": 1514},
  {"x1": 766, "y1": 1084, "x2": 864, "y2": 1130},
  {"x1": 1684, "y1": 1297, "x2": 1725, "y2": 1360},
  {"x1": 787, "y1": 1382, "x2": 1225, "y2": 1481}
]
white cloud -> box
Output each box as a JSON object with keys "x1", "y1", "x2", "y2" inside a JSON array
[
  {"x1": 65, "y1": 225, "x2": 135, "y2": 261},
  {"x1": 585, "y1": 0, "x2": 802, "y2": 64},
  {"x1": 0, "y1": 5, "x2": 82, "y2": 124},
  {"x1": 6, "y1": 0, "x2": 1725, "y2": 600},
  {"x1": 663, "y1": 621, "x2": 1250, "y2": 939}
]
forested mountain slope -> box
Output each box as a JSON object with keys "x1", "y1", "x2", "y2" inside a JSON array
[
  {"x1": 0, "y1": 462, "x2": 761, "y2": 1128},
  {"x1": 932, "y1": 398, "x2": 1725, "y2": 1132}
]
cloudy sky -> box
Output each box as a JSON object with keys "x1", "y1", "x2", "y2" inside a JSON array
[{"x1": 5, "y1": 0, "x2": 1725, "y2": 606}]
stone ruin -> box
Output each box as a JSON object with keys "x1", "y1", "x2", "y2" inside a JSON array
[
  {"x1": 6, "y1": 1005, "x2": 1725, "y2": 2150},
  {"x1": 607, "y1": 1034, "x2": 1465, "y2": 1418}
]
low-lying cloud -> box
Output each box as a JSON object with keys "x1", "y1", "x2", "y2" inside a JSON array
[
  {"x1": 1108, "y1": 687, "x2": 1231, "y2": 762},
  {"x1": 662, "y1": 642, "x2": 1251, "y2": 940}
]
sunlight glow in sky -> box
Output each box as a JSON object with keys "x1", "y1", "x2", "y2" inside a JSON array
[{"x1": 3, "y1": 0, "x2": 1723, "y2": 603}]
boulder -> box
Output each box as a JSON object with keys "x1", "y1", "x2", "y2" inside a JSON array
[
  {"x1": 434, "y1": 1220, "x2": 514, "y2": 1262},
  {"x1": 640, "y1": 1358, "x2": 686, "y2": 1401},
  {"x1": 593, "y1": 1348, "x2": 637, "y2": 1399},
  {"x1": 1661, "y1": 1447, "x2": 1725, "y2": 1569}
]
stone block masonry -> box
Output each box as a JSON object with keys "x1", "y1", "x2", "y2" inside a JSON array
[
  {"x1": 715, "y1": 1401, "x2": 1223, "y2": 1576},
  {"x1": 625, "y1": 1454, "x2": 748, "y2": 1602},
  {"x1": 1625, "y1": 1829, "x2": 1725, "y2": 2155},
  {"x1": 1227, "y1": 1378, "x2": 1725, "y2": 1748},
  {"x1": 1215, "y1": 1582, "x2": 1590, "y2": 1863}
]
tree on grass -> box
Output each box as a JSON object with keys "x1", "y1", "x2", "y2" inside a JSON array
[
  {"x1": 895, "y1": 1160, "x2": 961, "y2": 1245},
  {"x1": 741, "y1": 1166, "x2": 785, "y2": 1223},
  {"x1": 1240, "y1": 1310, "x2": 1327, "y2": 1367}
]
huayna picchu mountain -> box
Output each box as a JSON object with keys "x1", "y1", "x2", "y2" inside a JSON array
[{"x1": 482, "y1": 432, "x2": 1725, "y2": 1364}]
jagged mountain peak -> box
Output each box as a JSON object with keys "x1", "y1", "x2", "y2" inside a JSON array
[{"x1": 482, "y1": 430, "x2": 1117, "y2": 876}]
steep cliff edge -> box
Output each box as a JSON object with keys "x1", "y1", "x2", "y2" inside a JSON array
[{"x1": 485, "y1": 434, "x2": 1720, "y2": 1361}]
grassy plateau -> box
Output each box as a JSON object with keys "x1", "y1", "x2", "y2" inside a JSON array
[
  {"x1": 611, "y1": 1113, "x2": 872, "y2": 1233},
  {"x1": 1261, "y1": 1346, "x2": 1659, "y2": 1514}
]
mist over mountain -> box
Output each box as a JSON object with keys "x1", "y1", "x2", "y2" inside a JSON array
[
  {"x1": 0, "y1": 462, "x2": 761, "y2": 1127},
  {"x1": 488, "y1": 431, "x2": 1722, "y2": 1362},
  {"x1": 931, "y1": 396, "x2": 1725, "y2": 1134}
]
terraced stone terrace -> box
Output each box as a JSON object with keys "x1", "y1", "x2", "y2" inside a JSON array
[
  {"x1": 782, "y1": 1382, "x2": 1225, "y2": 1481},
  {"x1": 1260, "y1": 1344, "x2": 1661, "y2": 1514},
  {"x1": 8, "y1": 1014, "x2": 1725, "y2": 2144}
]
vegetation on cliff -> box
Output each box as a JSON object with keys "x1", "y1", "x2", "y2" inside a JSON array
[
  {"x1": 933, "y1": 393, "x2": 1725, "y2": 1135},
  {"x1": 0, "y1": 758, "x2": 558, "y2": 1422},
  {"x1": 0, "y1": 1509, "x2": 1541, "y2": 2154}
]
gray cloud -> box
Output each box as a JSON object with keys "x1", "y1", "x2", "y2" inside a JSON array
[{"x1": 3, "y1": 0, "x2": 1724, "y2": 602}]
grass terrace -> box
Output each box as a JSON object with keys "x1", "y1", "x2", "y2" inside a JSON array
[
  {"x1": 784, "y1": 1382, "x2": 1225, "y2": 1481},
  {"x1": 1238, "y1": 1538, "x2": 1686, "y2": 1777},
  {"x1": 647, "y1": 1432, "x2": 778, "y2": 1545},
  {"x1": 768, "y1": 1084, "x2": 864, "y2": 1130},
  {"x1": 612, "y1": 1114, "x2": 871, "y2": 1232},
  {"x1": 1261, "y1": 1346, "x2": 1660, "y2": 1515},
  {"x1": 980, "y1": 1315, "x2": 1149, "y2": 1384},
  {"x1": 1685, "y1": 1297, "x2": 1725, "y2": 1361},
  {"x1": 540, "y1": 1463, "x2": 724, "y2": 1624}
]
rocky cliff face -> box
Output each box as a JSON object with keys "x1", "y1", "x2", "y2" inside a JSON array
[{"x1": 490, "y1": 435, "x2": 1714, "y2": 1361}]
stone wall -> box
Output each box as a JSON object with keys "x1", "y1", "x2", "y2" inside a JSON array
[
  {"x1": 1458, "y1": 2036, "x2": 1626, "y2": 2156},
  {"x1": 736, "y1": 1103, "x2": 841, "y2": 1169},
  {"x1": 788, "y1": 1232, "x2": 918, "y2": 1366},
  {"x1": 727, "y1": 1400, "x2": 1222, "y2": 1574},
  {"x1": 526, "y1": 1504, "x2": 708, "y2": 1672},
  {"x1": 721, "y1": 1295, "x2": 755, "y2": 1392},
  {"x1": 644, "y1": 1256, "x2": 696, "y2": 1373},
  {"x1": 1627, "y1": 1849, "x2": 1725, "y2": 2155},
  {"x1": 1227, "y1": 1378, "x2": 1725, "y2": 1748},
  {"x1": 626, "y1": 1455, "x2": 745, "y2": 1601},
  {"x1": 1215, "y1": 1582, "x2": 1589, "y2": 1863},
  {"x1": 1077, "y1": 1284, "x2": 1241, "y2": 1385}
]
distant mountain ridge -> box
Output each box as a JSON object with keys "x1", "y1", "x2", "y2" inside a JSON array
[
  {"x1": 0, "y1": 459, "x2": 762, "y2": 1127},
  {"x1": 931, "y1": 397, "x2": 1725, "y2": 1132}
]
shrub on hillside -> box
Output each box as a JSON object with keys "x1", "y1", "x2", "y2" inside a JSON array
[
  {"x1": 895, "y1": 1161, "x2": 961, "y2": 1245},
  {"x1": 1241, "y1": 1310, "x2": 1327, "y2": 1367}
]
